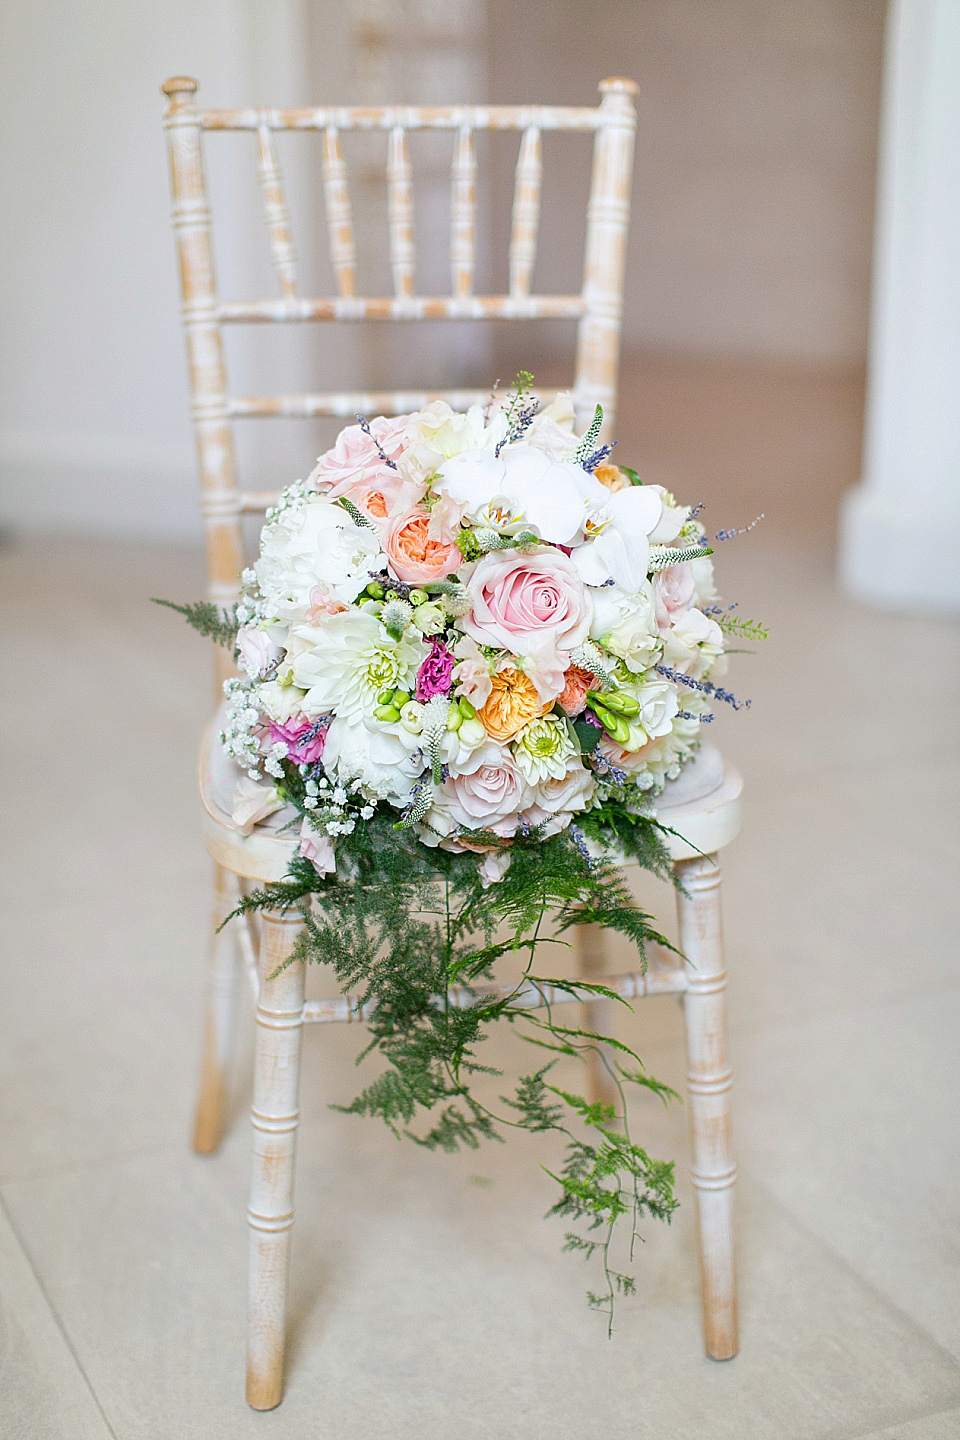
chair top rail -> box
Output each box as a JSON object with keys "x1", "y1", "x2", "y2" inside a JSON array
[{"x1": 192, "y1": 103, "x2": 619, "y2": 134}]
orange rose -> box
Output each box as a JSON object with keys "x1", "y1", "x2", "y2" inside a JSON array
[
  {"x1": 593, "y1": 462, "x2": 629, "y2": 493},
  {"x1": 385, "y1": 507, "x2": 460, "y2": 584},
  {"x1": 477, "y1": 667, "x2": 549, "y2": 741},
  {"x1": 556, "y1": 665, "x2": 596, "y2": 717}
]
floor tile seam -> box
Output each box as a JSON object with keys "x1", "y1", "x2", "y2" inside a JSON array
[
  {"x1": 0, "y1": 1139, "x2": 185, "y2": 1193},
  {"x1": 837, "y1": 1395, "x2": 960, "y2": 1440},
  {"x1": 0, "y1": 1191, "x2": 121, "y2": 1440},
  {"x1": 747, "y1": 1171, "x2": 960, "y2": 1378}
]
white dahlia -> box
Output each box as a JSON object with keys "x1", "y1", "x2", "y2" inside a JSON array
[{"x1": 290, "y1": 610, "x2": 428, "y2": 721}]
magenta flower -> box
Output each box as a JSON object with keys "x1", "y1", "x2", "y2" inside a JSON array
[
  {"x1": 415, "y1": 639, "x2": 455, "y2": 701},
  {"x1": 268, "y1": 716, "x2": 328, "y2": 765}
]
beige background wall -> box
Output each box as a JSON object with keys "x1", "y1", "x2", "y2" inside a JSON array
[
  {"x1": 487, "y1": 0, "x2": 885, "y2": 369},
  {"x1": 0, "y1": 0, "x2": 885, "y2": 539}
]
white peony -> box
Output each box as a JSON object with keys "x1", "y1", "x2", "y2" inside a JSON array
[
  {"x1": 290, "y1": 610, "x2": 428, "y2": 721},
  {"x1": 255, "y1": 497, "x2": 386, "y2": 622},
  {"x1": 322, "y1": 715, "x2": 424, "y2": 808},
  {"x1": 589, "y1": 581, "x2": 662, "y2": 675}
]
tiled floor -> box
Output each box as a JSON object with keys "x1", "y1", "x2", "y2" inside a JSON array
[{"x1": 2, "y1": 420, "x2": 960, "y2": 1436}]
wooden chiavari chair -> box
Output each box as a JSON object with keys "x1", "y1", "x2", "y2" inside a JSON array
[{"x1": 162, "y1": 74, "x2": 742, "y2": 1410}]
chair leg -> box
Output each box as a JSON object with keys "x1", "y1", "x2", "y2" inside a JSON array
[
  {"x1": 675, "y1": 852, "x2": 739, "y2": 1361},
  {"x1": 573, "y1": 921, "x2": 618, "y2": 1108},
  {"x1": 246, "y1": 902, "x2": 306, "y2": 1411},
  {"x1": 192, "y1": 862, "x2": 241, "y2": 1155}
]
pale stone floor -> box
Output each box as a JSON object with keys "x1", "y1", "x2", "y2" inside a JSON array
[{"x1": 2, "y1": 528, "x2": 959, "y2": 1440}]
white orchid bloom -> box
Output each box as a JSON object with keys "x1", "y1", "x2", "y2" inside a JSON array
[
  {"x1": 570, "y1": 475, "x2": 663, "y2": 591},
  {"x1": 436, "y1": 447, "x2": 586, "y2": 543}
]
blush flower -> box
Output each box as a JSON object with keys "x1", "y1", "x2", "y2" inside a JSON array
[
  {"x1": 385, "y1": 507, "x2": 461, "y2": 585},
  {"x1": 425, "y1": 741, "x2": 534, "y2": 842},
  {"x1": 461, "y1": 546, "x2": 591, "y2": 659},
  {"x1": 556, "y1": 665, "x2": 595, "y2": 717}
]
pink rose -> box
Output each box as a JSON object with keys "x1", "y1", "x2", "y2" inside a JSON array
[
  {"x1": 653, "y1": 564, "x2": 696, "y2": 634},
  {"x1": 425, "y1": 741, "x2": 533, "y2": 843},
  {"x1": 268, "y1": 716, "x2": 327, "y2": 765},
  {"x1": 521, "y1": 757, "x2": 594, "y2": 837},
  {"x1": 309, "y1": 415, "x2": 412, "y2": 494},
  {"x1": 461, "y1": 547, "x2": 591, "y2": 660},
  {"x1": 385, "y1": 507, "x2": 460, "y2": 584}
]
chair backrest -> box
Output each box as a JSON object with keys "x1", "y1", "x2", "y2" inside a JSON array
[{"x1": 161, "y1": 74, "x2": 638, "y2": 651}]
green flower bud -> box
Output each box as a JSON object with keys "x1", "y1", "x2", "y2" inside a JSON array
[
  {"x1": 412, "y1": 602, "x2": 446, "y2": 636},
  {"x1": 602, "y1": 691, "x2": 641, "y2": 718},
  {"x1": 592, "y1": 705, "x2": 630, "y2": 744},
  {"x1": 374, "y1": 704, "x2": 401, "y2": 723},
  {"x1": 378, "y1": 687, "x2": 396, "y2": 705},
  {"x1": 400, "y1": 701, "x2": 424, "y2": 734},
  {"x1": 445, "y1": 706, "x2": 463, "y2": 732},
  {"x1": 365, "y1": 580, "x2": 385, "y2": 599},
  {"x1": 392, "y1": 689, "x2": 410, "y2": 708},
  {"x1": 408, "y1": 589, "x2": 428, "y2": 607},
  {"x1": 457, "y1": 696, "x2": 477, "y2": 719}
]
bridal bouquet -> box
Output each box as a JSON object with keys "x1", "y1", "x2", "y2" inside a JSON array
[
  {"x1": 166, "y1": 377, "x2": 754, "y2": 1325},
  {"x1": 223, "y1": 383, "x2": 724, "y2": 871}
]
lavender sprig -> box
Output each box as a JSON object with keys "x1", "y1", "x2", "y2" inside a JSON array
[
  {"x1": 355, "y1": 414, "x2": 399, "y2": 470},
  {"x1": 655, "y1": 663, "x2": 751, "y2": 711}
]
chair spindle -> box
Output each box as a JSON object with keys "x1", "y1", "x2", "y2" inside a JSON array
[
  {"x1": 387, "y1": 127, "x2": 415, "y2": 298},
  {"x1": 509, "y1": 126, "x2": 541, "y2": 298},
  {"x1": 256, "y1": 125, "x2": 298, "y2": 299},
  {"x1": 450, "y1": 125, "x2": 476, "y2": 297},
  {"x1": 321, "y1": 126, "x2": 357, "y2": 298}
]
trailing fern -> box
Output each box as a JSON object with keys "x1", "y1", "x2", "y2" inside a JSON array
[
  {"x1": 151, "y1": 597, "x2": 239, "y2": 649},
  {"x1": 228, "y1": 802, "x2": 684, "y2": 1327}
]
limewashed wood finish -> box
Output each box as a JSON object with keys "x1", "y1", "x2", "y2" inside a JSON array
[{"x1": 163, "y1": 73, "x2": 741, "y2": 1409}]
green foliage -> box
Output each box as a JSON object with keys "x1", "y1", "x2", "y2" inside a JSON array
[
  {"x1": 151, "y1": 597, "x2": 239, "y2": 648},
  {"x1": 713, "y1": 613, "x2": 770, "y2": 642},
  {"x1": 231, "y1": 799, "x2": 682, "y2": 1328}
]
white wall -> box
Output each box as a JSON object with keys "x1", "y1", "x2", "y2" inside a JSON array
[
  {"x1": 0, "y1": 0, "x2": 341, "y2": 541},
  {"x1": 0, "y1": 0, "x2": 885, "y2": 541}
]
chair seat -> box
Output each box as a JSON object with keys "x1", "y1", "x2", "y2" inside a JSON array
[{"x1": 199, "y1": 711, "x2": 743, "y2": 883}]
